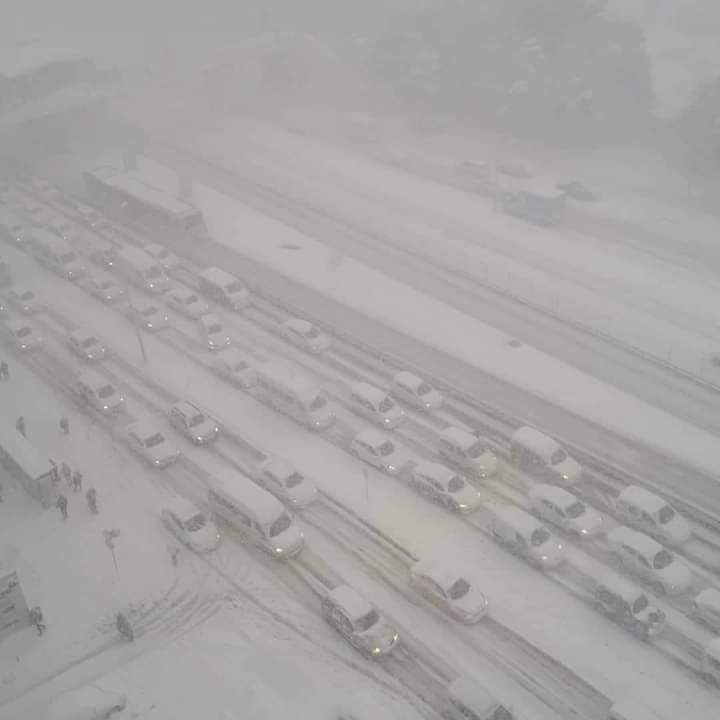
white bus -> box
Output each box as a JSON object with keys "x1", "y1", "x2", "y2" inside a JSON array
[
  {"x1": 115, "y1": 246, "x2": 170, "y2": 294},
  {"x1": 28, "y1": 228, "x2": 85, "y2": 280},
  {"x1": 84, "y1": 166, "x2": 205, "y2": 235},
  {"x1": 0, "y1": 419, "x2": 59, "y2": 507},
  {"x1": 256, "y1": 363, "x2": 335, "y2": 430}
]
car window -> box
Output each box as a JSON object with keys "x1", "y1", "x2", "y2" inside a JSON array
[
  {"x1": 632, "y1": 594, "x2": 649, "y2": 613},
  {"x1": 429, "y1": 479, "x2": 444, "y2": 492},
  {"x1": 231, "y1": 360, "x2": 248, "y2": 372},
  {"x1": 447, "y1": 578, "x2": 470, "y2": 600},
  {"x1": 227, "y1": 280, "x2": 244, "y2": 293},
  {"x1": 565, "y1": 501, "x2": 586, "y2": 519},
  {"x1": 447, "y1": 476, "x2": 465, "y2": 493},
  {"x1": 304, "y1": 326, "x2": 320, "y2": 339},
  {"x1": 188, "y1": 413, "x2": 205, "y2": 427},
  {"x1": 184, "y1": 513, "x2": 207, "y2": 532},
  {"x1": 530, "y1": 528, "x2": 551, "y2": 546},
  {"x1": 144, "y1": 433, "x2": 165, "y2": 448},
  {"x1": 141, "y1": 306, "x2": 157, "y2": 317},
  {"x1": 658, "y1": 506, "x2": 675, "y2": 524},
  {"x1": 310, "y1": 395, "x2": 327, "y2": 411},
  {"x1": 550, "y1": 448, "x2": 567, "y2": 465},
  {"x1": 653, "y1": 550, "x2": 674, "y2": 570},
  {"x1": 98, "y1": 384, "x2": 115, "y2": 399},
  {"x1": 186, "y1": 294, "x2": 199, "y2": 304},
  {"x1": 379, "y1": 441, "x2": 395, "y2": 457},
  {"x1": 467, "y1": 440, "x2": 485, "y2": 459},
  {"x1": 16, "y1": 327, "x2": 31, "y2": 338},
  {"x1": 207, "y1": 323, "x2": 222, "y2": 334},
  {"x1": 285, "y1": 472, "x2": 304, "y2": 489},
  {"x1": 269, "y1": 512, "x2": 292, "y2": 538},
  {"x1": 354, "y1": 609, "x2": 379, "y2": 632},
  {"x1": 80, "y1": 337, "x2": 97, "y2": 348},
  {"x1": 416, "y1": 382, "x2": 433, "y2": 396},
  {"x1": 378, "y1": 397, "x2": 395, "y2": 413}
]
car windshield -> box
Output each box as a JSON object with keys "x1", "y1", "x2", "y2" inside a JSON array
[
  {"x1": 184, "y1": 513, "x2": 207, "y2": 532},
  {"x1": 530, "y1": 528, "x2": 551, "y2": 546},
  {"x1": 632, "y1": 594, "x2": 649, "y2": 614},
  {"x1": 492, "y1": 707, "x2": 514, "y2": 720},
  {"x1": 310, "y1": 395, "x2": 326, "y2": 410},
  {"x1": 16, "y1": 327, "x2": 31, "y2": 338},
  {"x1": 447, "y1": 476, "x2": 465, "y2": 493},
  {"x1": 98, "y1": 384, "x2": 115, "y2": 399},
  {"x1": 144, "y1": 433, "x2": 165, "y2": 448},
  {"x1": 188, "y1": 413, "x2": 205, "y2": 427},
  {"x1": 447, "y1": 578, "x2": 470, "y2": 600},
  {"x1": 416, "y1": 382, "x2": 433, "y2": 396},
  {"x1": 269, "y1": 512, "x2": 292, "y2": 538},
  {"x1": 550, "y1": 448, "x2": 568, "y2": 465},
  {"x1": 208, "y1": 323, "x2": 222, "y2": 334},
  {"x1": 653, "y1": 550, "x2": 674, "y2": 570},
  {"x1": 565, "y1": 501, "x2": 586, "y2": 519},
  {"x1": 146, "y1": 267, "x2": 162, "y2": 279},
  {"x1": 60, "y1": 251, "x2": 77, "y2": 263},
  {"x1": 142, "y1": 307, "x2": 157, "y2": 317},
  {"x1": 80, "y1": 337, "x2": 97, "y2": 348},
  {"x1": 658, "y1": 506, "x2": 675, "y2": 524},
  {"x1": 185, "y1": 294, "x2": 199, "y2": 304},
  {"x1": 467, "y1": 440, "x2": 485, "y2": 459},
  {"x1": 379, "y1": 441, "x2": 395, "y2": 457},
  {"x1": 231, "y1": 360, "x2": 248, "y2": 372},
  {"x1": 378, "y1": 397, "x2": 395, "y2": 412},
  {"x1": 303, "y1": 326, "x2": 320, "y2": 338},
  {"x1": 355, "y1": 609, "x2": 379, "y2": 632},
  {"x1": 285, "y1": 472, "x2": 304, "y2": 489},
  {"x1": 227, "y1": 281, "x2": 244, "y2": 293},
  {"x1": 20, "y1": 291, "x2": 34, "y2": 300}
]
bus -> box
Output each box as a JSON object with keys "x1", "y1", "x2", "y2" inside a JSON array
[
  {"x1": 83, "y1": 165, "x2": 206, "y2": 235},
  {"x1": 0, "y1": 419, "x2": 59, "y2": 507}
]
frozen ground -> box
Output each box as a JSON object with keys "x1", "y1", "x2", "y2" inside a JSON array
[{"x1": 2, "y1": 235, "x2": 719, "y2": 719}]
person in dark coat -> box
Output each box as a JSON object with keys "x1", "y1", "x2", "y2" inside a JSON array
[
  {"x1": 71, "y1": 471, "x2": 83, "y2": 493},
  {"x1": 86, "y1": 487, "x2": 98, "y2": 514},
  {"x1": 56, "y1": 494, "x2": 68, "y2": 520},
  {"x1": 0, "y1": 360, "x2": 8, "y2": 380},
  {"x1": 59, "y1": 416, "x2": 69, "y2": 435}
]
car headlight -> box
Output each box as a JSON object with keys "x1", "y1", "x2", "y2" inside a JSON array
[
  {"x1": 196, "y1": 436, "x2": 203, "y2": 442},
  {"x1": 458, "y1": 503, "x2": 468, "y2": 509},
  {"x1": 392, "y1": 633, "x2": 399, "y2": 642},
  {"x1": 387, "y1": 464, "x2": 396, "y2": 472},
  {"x1": 562, "y1": 474, "x2": 569, "y2": 480},
  {"x1": 372, "y1": 647, "x2": 382, "y2": 655},
  {"x1": 102, "y1": 405, "x2": 109, "y2": 410},
  {"x1": 274, "y1": 547, "x2": 284, "y2": 554},
  {"x1": 580, "y1": 528, "x2": 588, "y2": 534},
  {"x1": 153, "y1": 458, "x2": 161, "y2": 465}
]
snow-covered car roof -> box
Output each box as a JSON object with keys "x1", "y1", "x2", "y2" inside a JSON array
[
  {"x1": 354, "y1": 428, "x2": 394, "y2": 449},
  {"x1": 77, "y1": 369, "x2": 112, "y2": 390},
  {"x1": 164, "y1": 496, "x2": 202, "y2": 522},
  {"x1": 447, "y1": 676, "x2": 500, "y2": 717},
  {"x1": 127, "y1": 420, "x2": 164, "y2": 440},
  {"x1": 511, "y1": 426, "x2": 561, "y2": 458},
  {"x1": 594, "y1": 571, "x2": 649, "y2": 602},
  {"x1": 440, "y1": 425, "x2": 478, "y2": 450},
  {"x1": 216, "y1": 347, "x2": 248, "y2": 364},
  {"x1": 495, "y1": 505, "x2": 544, "y2": 535},
  {"x1": 413, "y1": 461, "x2": 456, "y2": 486},
  {"x1": 393, "y1": 371, "x2": 423, "y2": 389},
  {"x1": 5, "y1": 317, "x2": 33, "y2": 332},
  {"x1": 130, "y1": 297, "x2": 160, "y2": 312},
  {"x1": 351, "y1": 381, "x2": 389, "y2": 405},
  {"x1": 69, "y1": 327, "x2": 98, "y2": 343},
  {"x1": 260, "y1": 456, "x2": 295, "y2": 480},
  {"x1": 327, "y1": 585, "x2": 374, "y2": 622},
  {"x1": 607, "y1": 527, "x2": 663, "y2": 558},
  {"x1": 695, "y1": 588, "x2": 720, "y2": 612},
  {"x1": 529, "y1": 483, "x2": 577, "y2": 508},
  {"x1": 213, "y1": 469, "x2": 284, "y2": 526},
  {"x1": 199, "y1": 312, "x2": 222, "y2": 328},
  {"x1": 411, "y1": 557, "x2": 470, "y2": 592},
  {"x1": 169, "y1": 286, "x2": 196, "y2": 300},
  {"x1": 618, "y1": 485, "x2": 669, "y2": 514},
  {"x1": 172, "y1": 400, "x2": 203, "y2": 418}
]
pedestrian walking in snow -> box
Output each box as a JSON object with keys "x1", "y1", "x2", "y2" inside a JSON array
[
  {"x1": 0, "y1": 482, "x2": 4, "y2": 503},
  {"x1": 49, "y1": 459, "x2": 60, "y2": 485},
  {"x1": 61, "y1": 462, "x2": 72, "y2": 485},
  {"x1": 29, "y1": 606, "x2": 45, "y2": 636},
  {"x1": 0, "y1": 360, "x2": 8, "y2": 380},
  {"x1": 15, "y1": 416, "x2": 25, "y2": 437},
  {"x1": 86, "y1": 487, "x2": 98, "y2": 514},
  {"x1": 59, "y1": 416, "x2": 69, "y2": 435},
  {"x1": 71, "y1": 470, "x2": 82, "y2": 493},
  {"x1": 56, "y1": 493, "x2": 68, "y2": 520}
]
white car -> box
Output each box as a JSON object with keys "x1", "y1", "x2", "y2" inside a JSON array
[
  {"x1": 615, "y1": 485, "x2": 691, "y2": 547},
  {"x1": 168, "y1": 400, "x2": 220, "y2": 445},
  {"x1": 7, "y1": 287, "x2": 44, "y2": 314},
  {"x1": 77, "y1": 370, "x2": 125, "y2": 415},
  {"x1": 199, "y1": 313, "x2": 230, "y2": 350},
  {"x1": 212, "y1": 347, "x2": 256, "y2": 388},
  {"x1": 127, "y1": 298, "x2": 170, "y2": 332},
  {"x1": 409, "y1": 461, "x2": 482, "y2": 513},
  {"x1": 257, "y1": 457, "x2": 318, "y2": 508},
  {"x1": 528, "y1": 484, "x2": 603, "y2": 537},
  {"x1": 86, "y1": 272, "x2": 125, "y2": 304},
  {"x1": 162, "y1": 497, "x2": 221, "y2": 553},
  {"x1": 68, "y1": 328, "x2": 105, "y2": 361},
  {"x1": 390, "y1": 371, "x2": 443, "y2": 411},
  {"x1": 126, "y1": 421, "x2": 180, "y2": 468},
  {"x1": 410, "y1": 558, "x2": 488, "y2": 623},
  {"x1": 281, "y1": 317, "x2": 331, "y2": 354},
  {"x1": 350, "y1": 428, "x2": 408, "y2": 476},
  {"x1": 144, "y1": 242, "x2": 180, "y2": 272},
  {"x1": 438, "y1": 426, "x2": 498, "y2": 478},
  {"x1": 321, "y1": 585, "x2": 399, "y2": 657},
  {"x1": 166, "y1": 286, "x2": 209, "y2": 319},
  {"x1": 4, "y1": 317, "x2": 43, "y2": 350},
  {"x1": 607, "y1": 526, "x2": 692, "y2": 595}
]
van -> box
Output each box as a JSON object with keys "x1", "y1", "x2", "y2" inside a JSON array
[
  {"x1": 28, "y1": 228, "x2": 85, "y2": 280},
  {"x1": 593, "y1": 573, "x2": 665, "y2": 639},
  {"x1": 510, "y1": 426, "x2": 581, "y2": 486},
  {"x1": 349, "y1": 382, "x2": 405, "y2": 429},
  {"x1": 208, "y1": 468, "x2": 304, "y2": 558},
  {"x1": 491, "y1": 506, "x2": 564, "y2": 569},
  {"x1": 609, "y1": 699, "x2": 668, "y2": 720},
  {"x1": 615, "y1": 485, "x2": 690, "y2": 547},
  {"x1": 115, "y1": 246, "x2": 169, "y2": 294},
  {"x1": 256, "y1": 362, "x2": 335, "y2": 430},
  {"x1": 77, "y1": 370, "x2": 125, "y2": 415},
  {"x1": 444, "y1": 676, "x2": 514, "y2": 720},
  {"x1": 198, "y1": 266, "x2": 250, "y2": 310},
  {"x1": 438, "y1": 426, "x2": 497, "y2": 478}
]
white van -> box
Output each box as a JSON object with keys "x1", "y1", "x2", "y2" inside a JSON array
[
  {"x1": 256, "y1": 362, "x2": 335, "y2": 430},
  {"x1": 445, "y1": 676, "x2": 515, "y2": 720},
  {"x1": 198, "y1": 266, "x2": 250, "y2": 310},
  {"x1": 114, "y1": 246, "x2": 169, "y2": 294},
  {"x1": 208, "y1": 468, "x2": 304, "y2": 558},
  {"x1": 29, "y1": 228, "x2": 85, "y2": 280},
  {"x1": 438, "y1": 426, "x2": 497, "y2": 478},
  {"x1": 609, "y1": 699, "x2": 668, "y2": 720},
  {"x1": 77, "y1": 370, "x2": 125, "y2": 415},
  {"x1": 510, "y1": 426, "x2": 581, "y2": 486},
  {"x1": 491, "y1": 506, "x2": 564, "y2": 569},
  {"x1": 614, "y1": 485, "x2": 690, "y2": 547},
  {"x1": 349, "y1": 382, "x2": 405, "y2": 429}
]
